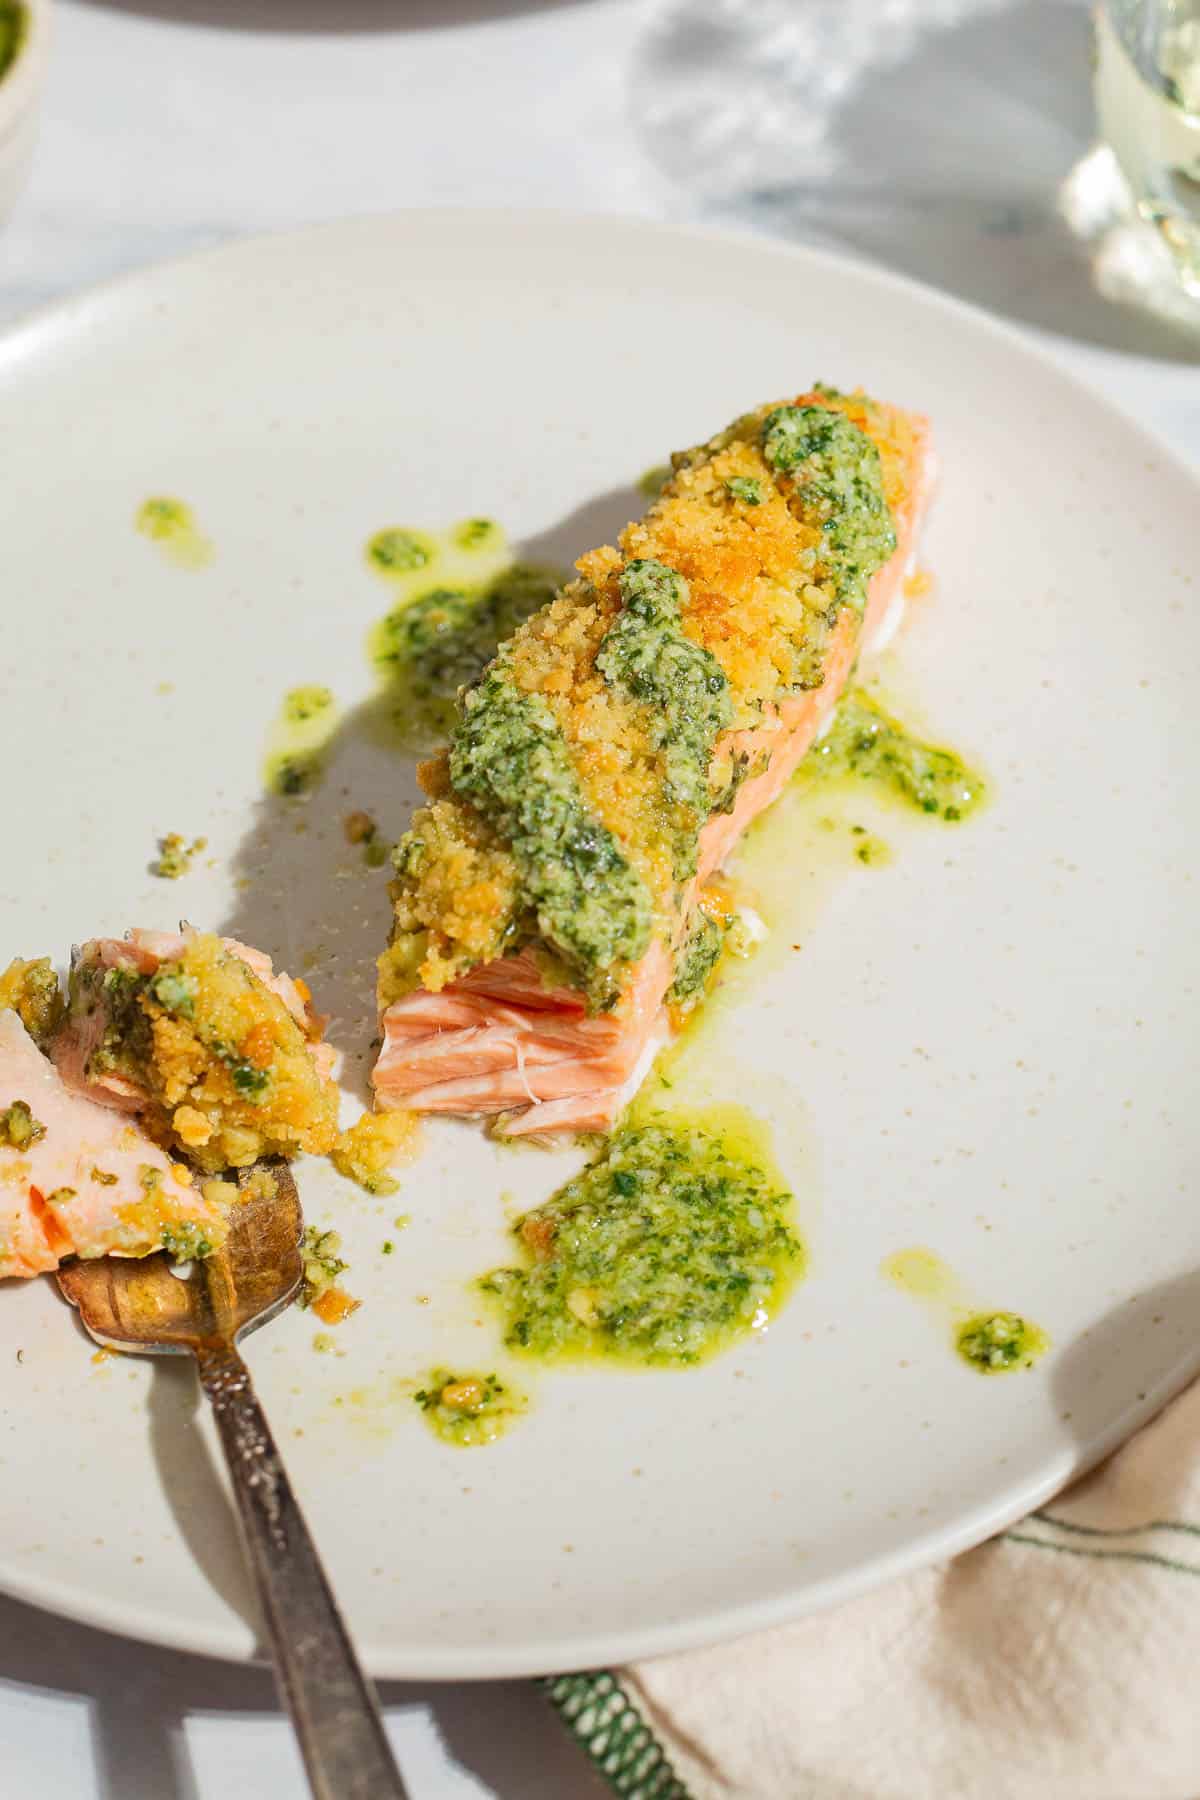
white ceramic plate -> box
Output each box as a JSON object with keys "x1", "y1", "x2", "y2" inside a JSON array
[{"x1": 1, "y1": 212, "x2": 1197, "y2": 1680}]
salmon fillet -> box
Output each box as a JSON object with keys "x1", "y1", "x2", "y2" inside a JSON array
[
  {"x1": 374, "y1": 390, "x2": 933, "y2": 1135},
  {"x1": 0, "y1": 1010, "x2": 230, "y2": 1280}
]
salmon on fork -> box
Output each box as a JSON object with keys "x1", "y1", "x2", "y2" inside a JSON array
[{"x1": 0, "y1": 927, "x2": 342, "y2": 1280}]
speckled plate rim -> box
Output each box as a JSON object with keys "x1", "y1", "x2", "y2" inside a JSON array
[
  {"x1": 6, "y1": 1340, "x2": 1198, "y2": 1680},
  {"x1": 1, "y1": 209, "x2": 1199, "y2": 1680}
]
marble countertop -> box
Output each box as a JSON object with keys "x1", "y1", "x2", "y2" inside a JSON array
[{"x1": 2, "y1": 2, "x2": 1196, "y2": 1795}]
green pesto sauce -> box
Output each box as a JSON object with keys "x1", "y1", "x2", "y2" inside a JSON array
[
  {"x1": 445, "y1": 666, "x2": 653, "y2": 1008},
  {"x1": 366, "y1": 518, "x2": 510, "y2": 588},
  {"x1": 366, "y1": 527, "x2": 437, "y2": 574},
  {"x1": 667, "y1": 910, "x2": 726, "y2": 1013},
  {"x1": 413, "y1": 1369, "x2": 526, "y2": 1446},
  {"x1": 811, "y1": 690, "x2": 986, "y2": 822},
  {"x1": 820, "y1": 820, "x2": 895, "y2": 867},
  {"x1": 761, "y1": 405, "x2": 895, "y2": 622},
  {"x1": 641, "y1": 394, "x2": 894, "y2": 694},
  {"x1": 666, "y1": 900, "x2": 759, "y2": 1019},
  {"x1": 297, "y1": 1226, "x2": 348, "y2": 1309},
  {"x1": 847, "y1": 823, "x2": 891, "y2": 866},
  {"x1": 452, "y1": 518, "x2": 504, "y2": 552},
  {"x1": 135, "y1": 496, "x2": 214, "y2": 570},
  {"x1": 159, "y1": 1220, "x2": 218, "y2": 1262},
  {"x1": 74, "y1": 959, "x2": 269, "y2": 1105},
  {"x1": 264, "y1": 684, "x2": 340, "y2": 797},
  {"x1": 725, "y1": 476, "x2": 763, "y2": 506},
  {"x1": 0, "y1": 1, "x2": 26, "y2": 81},
  {"x1": 370, "y1": 561, "x2": 560, "y2": 748},
  {"x1": 596, "y1": 559, "x2": 734, "y2": 882},
  {"x1": 0, "y1": 958, "x2": 63, "y2": 1050},
  {"x1": 637, "y1": 464, "x2": 671, "y2": 500},
  {"x1": 957, "y1": 1312, "x2": 1049, "y2": 1374},
  {"x1": 0, "y1": 1099, "x2": 44, "y2": 1150},
  {"x1": 479, "y1": 1110, "x2": 803, "y2": 1367},
  {"x1": 883, "y1": 1250, "x2": 1049, "y2": 1374},
  {"x1": 364, "y1": 518, "x2": 563, "y2": 749},
  {"x1": 151, "y1": 832, "x2": 207, "y2": 880}
]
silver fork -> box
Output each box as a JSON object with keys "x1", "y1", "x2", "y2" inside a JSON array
[{"x1": 57, "y1": 1162, "x2": 408, "y2": 1800}]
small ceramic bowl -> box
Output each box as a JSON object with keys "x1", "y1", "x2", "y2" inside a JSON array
[{"x1": 0, "y1": 0, "x2": 49, "y2": 226}]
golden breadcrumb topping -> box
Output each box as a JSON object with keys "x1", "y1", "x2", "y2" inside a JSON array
[{"x1": 383, "y1": 390, "x2": 915, "y2": 1002}]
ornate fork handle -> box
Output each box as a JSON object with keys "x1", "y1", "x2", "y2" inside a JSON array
[{"x1": 196, "y1": 1340, "x2": 409, "y2": 1800}]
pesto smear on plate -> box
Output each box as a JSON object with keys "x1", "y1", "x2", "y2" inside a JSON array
[
  {"x1": 365, "y1": 518, "x2": 562, "y2": 749},
  {"x1": 264, "y1": 684, "x2": 340, "y2": 797},
  {"x1": 883, "y1": 1249, "x2": 1049, "y2": 1374},
  {"x1": 413, "y1": 1369, "x2": 525, "y2": 1446},
  {"x1": 480, "y1": 1110, "x2": 803, "y2": 1367},
  {"x1": 811, "y1": 690, "x2": 985, "y2": 822},
  {"x1": 373, "y1": 566, "x2": 557, "y2": 746},
  {"x1": 135, "y1": 496, "x2": 214, "y2": 570},
  {"x1": 956, "y1": 1312, "x2": 1049, "y2": 1374}
]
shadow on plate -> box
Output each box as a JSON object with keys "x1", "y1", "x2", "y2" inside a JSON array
[
  {"x1": 1048, "y1": 1266, "x2": 1200, "y2": 1477},
  {"x1": 216, "y1": 483, "x2": 640, "y2": 1104},
  {"x1": 635, "y1": 0, "x2": 1200, "y2": 361},
  {"x1": 928, "y1": 1266, "x2": 1200, "y2": 1737},
  {"x1": 48, "y1": 1292, "x2": 263, "y2": 1650},
  {"x1": 76, "y1": 0, "x2": 597, "y2": 33},
  {"x1": 145, "y1": 1358, "x2": 263, "y2": 1641}
]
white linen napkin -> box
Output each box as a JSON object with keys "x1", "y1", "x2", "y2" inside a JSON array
[{"x1": 547, "y1": 1377, "x2": 1200, "y2": 1798}]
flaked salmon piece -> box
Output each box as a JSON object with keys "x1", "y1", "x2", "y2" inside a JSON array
[
  {"x1": 54, "y1": 929, "x2": 335, "y2": 1100},
  {"x1": 0, "y1": 1011, "x2": 230, "y2": 1281},
  {"x1": 52, "y1": 927, "x2": 340, "y2": 1170},
  {"x1": 496, "y1": 1022, "x2": 670, "y2": 1139},
  {"x1": 374, "y1": 396, "x2": 934, "y2": 1135}
]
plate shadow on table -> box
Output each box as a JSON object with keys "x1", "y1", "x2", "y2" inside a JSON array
[
  {"x1": 217, "y1": 483, "x2": 641, "y2": 1110},
  {"x1": 0, "y1": 1589, "x2": 609, "y2": 1798},
  {"x1": 637, "y1": 0, "x2": 1200, "y2": 362},
  {"x1": 76, "y1": 0, "x2": 597, "y2": 34}
]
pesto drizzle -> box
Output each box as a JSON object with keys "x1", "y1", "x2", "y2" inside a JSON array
[
  {"x1": 373, "y1": 563, "x2": 559, "y2": 748},
  {"x1": 413, "y1": 1369, "x2": 525, "y2": 1446},
  {"x1": 160, "y1": 1221, "x2": 218, "y2": 1262},
  {"x1": 957, "y1": 1311, "x2": 1048, "y2": 1374},
  {"x1": 759, "y1": 404, "x2": 896, "y2": 691},
  {"x1": 667, "y1": 910, "x2": 726, "y2": 1012},
  {"x1": 447, "y1": 665, "x2": 652, "y2": 1006},
  {"x1": 812, "y1": 690, "x2": 985, "y2": 822},
  {"x1": 761, "y1": 405, "x2": 896, "y2": 618},
  {"x1": 0, "y1": 1100, "x2": 44, "y2": 1150},
  {"x1": 596, "y1": 559, "x2": 734, "y2": 880}
]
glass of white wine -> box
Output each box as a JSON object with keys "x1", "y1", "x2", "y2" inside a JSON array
[{"x1": 1095, "y1": 0, "x2": 1200, "y2": 293}]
